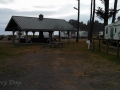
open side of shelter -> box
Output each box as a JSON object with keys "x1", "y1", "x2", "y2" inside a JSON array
[{"x1": 5, "y1": 14, "x2": 77, "y2": 43}]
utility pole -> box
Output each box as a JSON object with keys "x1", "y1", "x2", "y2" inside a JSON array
[
  {"x1": 74, "y1": 0, "x2": 80, "y2": 42},
  {"x1": 76, "y1": 0, "x2": 80, "y2": 42}
]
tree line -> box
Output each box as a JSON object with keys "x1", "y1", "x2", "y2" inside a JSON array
[{"x1": 69, "y1": 19, "x2": 104, "y2": 35}]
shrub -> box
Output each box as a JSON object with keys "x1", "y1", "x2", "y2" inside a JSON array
[
  {"x1": 0, "y1": 35, "x2": 4, "y2": 40},
  {"x1": 8, "y1": 37, "x2": 12, "y2": 40}
]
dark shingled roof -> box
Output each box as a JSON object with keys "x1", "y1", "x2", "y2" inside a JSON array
[{"x1": 5, "y1": 16, "x2": 77, "y2": 31}]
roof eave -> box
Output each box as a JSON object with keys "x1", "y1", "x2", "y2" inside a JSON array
[
  {"x1": 5, "y1": 16, "x2": 13, "y2": 31},
  {"x1": 12, "y1": 16, "x2": 23, "y2": 30}
]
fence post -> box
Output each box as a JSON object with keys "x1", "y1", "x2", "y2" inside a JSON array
[
  {"x1": 99, "y1": 39, "x2": 100, "y2": 52},
  {"x1": 93, "y1": 38, "x2": 94, "y2": 51},
  {"x1": 117, "y1": 40, "x2": 119, "y2": 58},
  {"x1": 107, "y1": 40, "x2": 109, "y2": 54}
]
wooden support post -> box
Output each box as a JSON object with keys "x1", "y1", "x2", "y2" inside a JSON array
[
  {"x1": 32, "y1": 31, "x2": 35, "y2": 42},
  {"x1": 117, "y1": 40, "x2": 119, "y2": 58},
  {"x1": 39, "y1": 31, "x2": 40, "y2": 38},
  {"x1": 49, "y1": 31, "x2": 53, "y2": 44},
  {"x1": 18, "y1": 28, "x2": 20, "y2": 43},
  {"x1": 68, "y1": 31, "x2": 70, "y2": 43},
  {"x1": 59, "y1": 31, "x2": 60, "y2": 42},
  {"x1": 33, "y1": 31, "x2": 35, "y2": 38},
  {"x1": 107, "y1": 40, "x2": 109, "y2": 54},
  {"x1": 12, "y1": 30, "x2": 15, "y2": 43},
  {"x1": 39, "y1": 31, "x2": 44, "y2": 38},
  {"x1": 92, "y1": 38, "x2": 94, "y2": 51},
  {"x1": 99, "y1": 39, "x2": 100, "y2": 52},
  {"x1": 25, "y1": 31, "x2": 28, "y2": 43}
]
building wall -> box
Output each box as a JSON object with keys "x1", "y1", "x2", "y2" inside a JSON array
[{"x1": 104, "y1": 25, "x2": 120, "y2": 40}]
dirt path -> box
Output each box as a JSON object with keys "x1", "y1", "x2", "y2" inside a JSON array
[{"x1": 1, "y1": 51, "x2": 120, "y2": 90}]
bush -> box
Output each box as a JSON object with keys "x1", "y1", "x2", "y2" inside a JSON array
[
  {"x1": 7, "y1": 35, "x2": 16, "y2": 41},
  {"x1": 8, "y1": 37, "x2": 12, "y2": 40},
  {"x1": 0, "y1": 35, "x2": 4, "y2": 40}
]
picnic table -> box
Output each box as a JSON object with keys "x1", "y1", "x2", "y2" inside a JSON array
[{"x1": 48, "y1": 42, "x2": 63, "y2": 48}]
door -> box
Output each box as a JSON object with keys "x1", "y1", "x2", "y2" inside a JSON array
[{"x1": 110, "y1": 28, "x2": 114, "y2": 39}]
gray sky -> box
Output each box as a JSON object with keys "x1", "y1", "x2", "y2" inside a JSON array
[{"x1": 0, "y1": 0, "x2": 120, "y2": 35}]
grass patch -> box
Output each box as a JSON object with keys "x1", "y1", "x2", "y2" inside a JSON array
[
  {"x1": 0, "y1": 42, "x2": 43, "y2": 79},
  {"x1": 97, "y1": 51, "x2": 120, "y2": 64},
  {"x1": 0, "y1": 40, "x2": 119, "y2": 63},
  {"x1": 91, "y1": 40, "x2": 120, "y2": 64},
  {"x1": 0, "y1": 39, "x2": 120, "y2": 80},
  {"x1": 0, "y1": 42, "x2": 43, "y2": 59}
]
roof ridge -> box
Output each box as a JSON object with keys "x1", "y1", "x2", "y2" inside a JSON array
[{"x1": 12, "y1": 16, "x2": 65, "y2": 21}]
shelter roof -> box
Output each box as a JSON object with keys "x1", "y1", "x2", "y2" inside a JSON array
[{"x1": 5, "y1": 16, "x2": 77, "y2": 32}]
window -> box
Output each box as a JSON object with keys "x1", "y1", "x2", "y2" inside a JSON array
[{"x1": 110, "y1": 28, "x2": 114, "y2": 37}]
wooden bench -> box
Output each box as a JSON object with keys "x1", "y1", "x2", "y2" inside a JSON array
[{"x1": 47, "y1": 42, "x2": 64, "y2": 48}]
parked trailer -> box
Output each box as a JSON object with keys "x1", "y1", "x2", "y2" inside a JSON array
[
  {"x1": 104, "y1": 18, "x2": 120, "y2": 45},
  {"x1": 75, "y1": 31, "x2": 88, "y2": 38},
  {"x1": 16, "y1": 31, "x2": 25, "y2": 39},
  {"x1": 43, "y1": 32, "x2": 54, "y2": 38},
  {"x1": 60, "y1": 31, "x2": 71, "y2": 39},
  {"x1": 104, "y1": 17, "x2": 120, "y2": 40}
]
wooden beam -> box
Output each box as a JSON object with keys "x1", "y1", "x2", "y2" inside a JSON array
[
  {"x1": 32, "y1": 31, "x2": 35, "y2": 43},
  {"x1": 32, "y1": 31, "x2": 35, "y2": 38},
  {"x1": 59, "y1": 31, "x2": 61, "y2": 42},
  {"x1": 12, "y1": 30, "x2": 15, "y2": 43},
  {"x1": 25, "y1": 31, "x2": 28, "y2": 43},
  {"x1": 49, "y1": 31, "x2": 53, "y2": 43},
  {"x1": 18, "y1": 28, "x2": 20, "y2": 43},
  {"x1": 68, "y1": 31, "x2": 70, "y2": 43}
]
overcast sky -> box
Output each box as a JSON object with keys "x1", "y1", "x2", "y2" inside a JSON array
[{"x1": 0, "y1": 0, "x2": 120, "y2": 35}]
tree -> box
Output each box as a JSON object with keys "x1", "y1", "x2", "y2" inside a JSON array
[
  {"x1": 69, "y1": 19, "x2": 104, "y2": 35},
  {"x1": 112, "y1": 0, "x2": 118, "y2": 23},
  {"x1": 88, "y1": 0, "x2": 96, "y2": 41},
  {"x1": 96, "y1": 0, "x2": 120, "y2": 36},
  {"x1": 104, "y1": 0, "x2": 109, "y2": 28}
]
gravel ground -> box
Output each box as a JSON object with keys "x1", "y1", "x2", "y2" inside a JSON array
[{"x1": 1, "y1": 50, "x2": 120, "y2": 90}]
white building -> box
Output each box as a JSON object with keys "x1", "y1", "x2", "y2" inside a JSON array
[
  {"x1": 75, "y1": 31, "x2": 88, "y2": 38},
  {"x1": 43, "y1": 32, "x2": 54, "y2": 38},
  {"x1": 104, "y1": 17, "x2": 120, "y2": 40},
  {"x1": 60, "y1": 31, "x2": 71, "y2": 39},
  {"x1": 16, "y1": 31, "x2": 25, "y2": 39}
]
